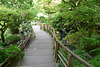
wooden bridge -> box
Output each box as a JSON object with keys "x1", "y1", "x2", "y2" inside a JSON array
[{"x1": 17, "y1": 24, "x2": 94, "y2": 67}]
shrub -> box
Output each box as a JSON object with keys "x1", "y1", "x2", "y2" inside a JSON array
[
  {"x1": 0, "y1": 45, "x2": 23, "y2": 64},
  {"x1": 6, "y1": 34, "x2": 21, "y2": 44},
  {"x1": 88, "y1": 55, "x2": 100, "y2": 67},
  {"x1": 0, "y1": 42, "x2": 8, "y2": 46}
]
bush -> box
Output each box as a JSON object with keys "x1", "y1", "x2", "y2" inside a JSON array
[
  {"x1": 88, "y1": 55, "x2": 100, "y2": 67},
  {"x1": 64, "y1": 30, "x2": 88, "y2": 49},
  {"x1": 83, "y1": 35, "x2": 100, "y2": 52},
  {"x1": 0, "y1": 6, "x2": 37, "y2": 42},
  {"x1": 0, "y1": 42, "x2": 8, "y2": 46},
  {"x1": 0, "y1": 45, "x2": 23, "y2": 64},
  {"x1": 6, "y1": 34, "x2": 21, "y2": 44}
]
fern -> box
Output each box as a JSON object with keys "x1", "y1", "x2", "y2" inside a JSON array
[{"x1": 0, "y1": 45, "x2": 23, "y2": 63}]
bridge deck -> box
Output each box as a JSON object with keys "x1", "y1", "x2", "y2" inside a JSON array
[{"x1": 18, "y1": 25, "x2": 56, "y2": 67}]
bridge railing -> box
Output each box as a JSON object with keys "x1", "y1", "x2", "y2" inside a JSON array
[{"x1": 40, "y1": 23, "x2": 94, "y2": 67}]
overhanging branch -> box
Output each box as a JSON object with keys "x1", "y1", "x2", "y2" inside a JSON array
[
  {"x1": 70, "y1": 0, "x2": 76, "y2": 7},
  {"x1": 77, "y1": 0, "x2": 82, "y2": 6},
  {"x1": 0, "y1": 23, "x2": 3, "y2": 26},
  {"x1": 48, "y1": 0, "x2": 52, "y2": 5},
  {"x1": 62, "y1": 0, "x2": 75, "y2": 7}
]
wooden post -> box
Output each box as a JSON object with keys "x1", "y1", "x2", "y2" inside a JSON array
[
  {"x1": 55, "y1": 40, "x2": 59, "y2": 62},
  {"x1": 44, "y1": 24, "x2": 45, "y2": 31},
  {"x1": 51, "y1": 29, "x2": 53, "y2": 37},
  {"x1": 68, "y1": 54, "x2": 73, "y2": 67},
  {"x1": 49, "y1": 26, "x2": 51, "y2": 33},
  {"x1": 47, "y1": 25, "x2": 48, "y2": 31},
  {"x1": 53, "y1": 33, "x2": 55, "y2": 50},
  {"x1": 40, "y1": 24, "x2": 42, "y2": 29}
]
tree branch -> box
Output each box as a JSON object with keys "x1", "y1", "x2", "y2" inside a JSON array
[
  {"x1": 62, "y1": 0, "x2": 75, "y2": 7},
  {"x1": 0, "y1": 23, "x2": 3, "y2": 26},
  {"x1": 76, "y1": 0, "x2": 82, "y2": 6},
  {"x1": 70, "y1": 0, "x2": 76, "y2": 7},
  {"x1": 48, "y1": 0, "x2": 52, "y2": 5},
  {"x1": 0, "y1": 28, "x2": 2, "y2": 31}
]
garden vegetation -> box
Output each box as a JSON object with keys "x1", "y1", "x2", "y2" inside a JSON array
[
  {"x1": 39, "y1": 0, "x2": 100, "y2": 67},
  {"x1": 0, "y1": 0, "x2": 37, "y2": 66}
]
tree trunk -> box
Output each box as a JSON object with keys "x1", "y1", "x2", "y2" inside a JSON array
[{"x1": 1, "y1": 32, "x2": 5, "y2": 43}]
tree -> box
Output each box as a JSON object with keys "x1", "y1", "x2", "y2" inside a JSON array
[
  {"x1": 9, "y1": 9, "x2": 37, "y2": 34},
  {"x1": 62, "y1": 0, "x2": 82, "y2": 10},
  {"x1": 0, "y1": 0, "x2": 34, "y2": 9},
  {"x1": 0, "y1": 6, "x2": 37, "y2": 42},
  {"x1": 0, "y1": 0, "x2": 37, "y2": 34},
  {"x1": 0, "y1": 6, "x2": 18, "y2": 42}
]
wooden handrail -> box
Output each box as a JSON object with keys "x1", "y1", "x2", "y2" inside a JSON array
[
  {"x1": 40, "y1": 23, "x2": 94, "y2": 67},
  {"x1": 58, "y1": 54, "x2": 67, "y2": 67},
  {"x1": 58, "y1": 51, "x2": 68, "y2": 64}
]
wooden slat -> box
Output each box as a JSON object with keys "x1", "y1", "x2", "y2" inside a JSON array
[
  {"x1": 58, "y1": 51, "x2": 68, "y2": 64},
  {"x1": 58, "y1": 54, "x2": 67, "y2": 67}
]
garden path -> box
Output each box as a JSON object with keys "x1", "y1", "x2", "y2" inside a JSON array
[{"x1": 18, "y1": 25, "x2": 56, "y2": 67}]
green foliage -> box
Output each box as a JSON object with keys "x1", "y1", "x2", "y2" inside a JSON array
[
  {"x1": 64, "y1": 29, "x2": 100, "y2": 51},
  {"x1": 0, "y1": 0, "x2": 35, "y2": 66},
  {"x1": 0, "y1": 45, "x2": 23, "y2": 63},
  {"x1": 50, "y1": 12, "x2": 66, "y2": 31},
  {"x1": 89, "y1": 48, "x2": 100, "y2": 56},
  {"x1": 21, "y1": 10, "x2": 37, "y2": 22},
  {"x1": 72, "y1": 49, "x2": 87, "y2": 67},
  {"x1": 0, "y1": 0, "x2": 34, "y2": 9},
  {"x1": 48, "y1": 0, "x2": 100, "y2": 66},
  {"x1": 0, "y1": 5, "x2": 37, "y2": 42},
  {"x1": 43, "y1": 7, "x2": 51, "y2": 14},
  {"x1": 58, "y1": 48, "x2": 86, "y2": 67},
  {"x1": 6, "y1": 34, "x2": 21, "y2": 44},
  {"x1": 21, "y1": 23, "x2": 33, "y2": 32},
  {"x1": 62, "y1": 6, "x2": 99, "y2": 31},
  {"x1": 0, "y1": 42, "x2": 8, "y2": 46},
  {"x1": 10, "y1": 9, "x2": 36, "y2": 34},
  {"x1": 39, "y1": 16, "x2": 48, "y2": 23},
  {"x1": 83, "y1": 35, "x2": 100, "y2": 51},
  {"x1": 64, "y1": 30, "x2": 88, "y2": 49},
  {"x1": 0, "y1": 6, "x2": 18, "y2": 42},
  {"x1": 88, "y1": 55, "x2": 100, "y2": 67}
]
